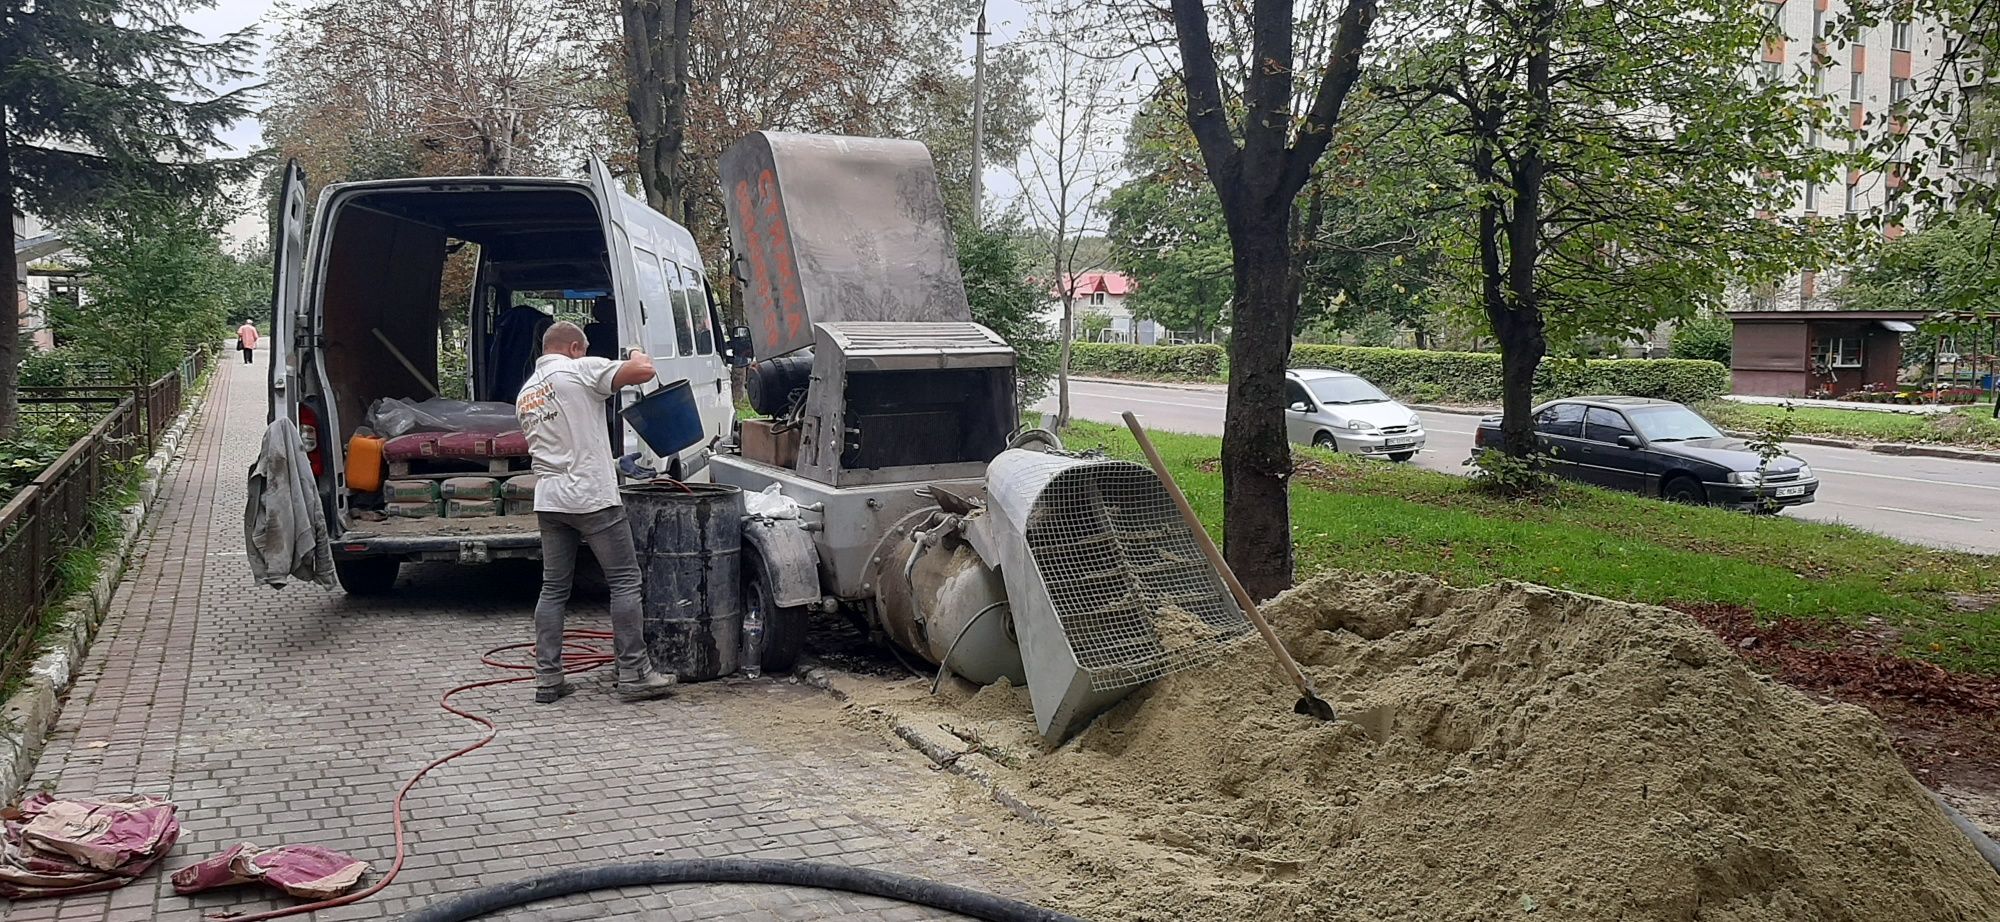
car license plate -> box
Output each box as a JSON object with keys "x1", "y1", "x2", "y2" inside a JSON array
[
  {"x1": 1384, "y1": 439, "x2": 1413, "y2": 448},
  {"x1": 1774, "y1": 485, "x2": 1806, "y2": 498}
]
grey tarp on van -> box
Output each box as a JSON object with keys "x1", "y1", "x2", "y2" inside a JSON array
[{"x1": 245, "y1": 418, "x2": 334, "y2": 587}]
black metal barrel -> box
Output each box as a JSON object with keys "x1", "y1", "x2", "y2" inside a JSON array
[{"x1": 622, "y1": 482, "x2": 744, "y2": 681}]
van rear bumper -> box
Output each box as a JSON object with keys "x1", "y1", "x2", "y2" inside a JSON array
[{"x1": 334, "y1": 532, "x2": 542, "y2": 563}]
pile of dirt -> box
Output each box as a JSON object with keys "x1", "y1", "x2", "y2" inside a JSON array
[{"x1": 842, "y1": 573, "x2": 2000, "y2": 922}]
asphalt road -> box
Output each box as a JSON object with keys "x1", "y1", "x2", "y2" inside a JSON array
[{"x1": 1037, "y1": 378, "x2": 2000, "y2": 554}]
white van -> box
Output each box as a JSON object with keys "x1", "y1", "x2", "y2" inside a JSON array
[{"x1": 262, "y1": 158, "x2": 736, "y2": 593}]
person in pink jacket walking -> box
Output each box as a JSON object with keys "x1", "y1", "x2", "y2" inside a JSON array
[{"x1": 237, "y1": 322, "x2": 259, "y2": 364}]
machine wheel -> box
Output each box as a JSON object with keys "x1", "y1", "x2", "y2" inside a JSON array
[
  {"x1": 1662, "y1": 475, "x2": 1706, "y2": 506},
  {"x1": 1312, "y1": 432, "x2": 1338, "y2": 451},
  {"x1": 1388, "y1": 451, "x2": 1416, "y2": 462},
  {"x1": 746, "y1": 565, "x2": 809, "y2": 674},
  {"x1": 336, "y1": 557, "x2": 400, "y2": 595}
]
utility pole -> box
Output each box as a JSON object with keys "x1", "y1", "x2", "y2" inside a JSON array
[{"x1": 969, "y1": 5, "x2": 989, "y2": 228}]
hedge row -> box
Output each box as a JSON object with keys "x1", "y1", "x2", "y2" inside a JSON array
[
  {"x1": 1289, "y1": 344, "x2": 1730, "y2": 404},
  {"x1": 1067, "y1": 342, "x2": 1226, "y2": 380},
  {"x1": 1065, "y1": 341, "x2": 1730, "y2": 404}
]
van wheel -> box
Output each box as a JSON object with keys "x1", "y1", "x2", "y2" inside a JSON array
[
  {"x1": 336, "y1": 557, "x2": 400, "y2": 595},
  {"x1": 745, "y1": 564, "x2": 809, "y2": 674},
  {"x1": 1312, "y1": 432, "x2": 1338, "y2": 451},
  {"x1": 1662, "y1": 475, "x2": 1706, "y2": 506}
]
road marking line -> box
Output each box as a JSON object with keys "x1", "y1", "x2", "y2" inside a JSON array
[
  {"x1": 1873, "y1": 506, "x2": 1984, "y2": 522},
  {"x1": 1814, "y1": 468, "x2": 2000, "y2": 492}
]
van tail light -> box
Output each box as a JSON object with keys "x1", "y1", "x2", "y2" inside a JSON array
[{"x1": 299, "y1": 405, "x2": 325, "y2": 477}]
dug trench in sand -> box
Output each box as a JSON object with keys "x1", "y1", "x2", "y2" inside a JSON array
[{"x1": 753, "y1": 572, "x2": 2000, "y2": 922}]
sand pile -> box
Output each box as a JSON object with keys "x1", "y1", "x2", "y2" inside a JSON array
[{"x1": 856, "y1": 572, "x2": 2000, "y2": 922}]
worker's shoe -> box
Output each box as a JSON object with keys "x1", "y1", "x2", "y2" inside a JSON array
[
  {"x1": 534, "y1": 680, "x2": 575, "y2": 705},
  {"x1": 615, "y1": 671, "x2": 677, "y2": 702}
]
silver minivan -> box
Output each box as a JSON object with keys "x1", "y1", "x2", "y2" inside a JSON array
[{"x1": 1284, "y1": 369, "x2": 1426, "y2": 460}]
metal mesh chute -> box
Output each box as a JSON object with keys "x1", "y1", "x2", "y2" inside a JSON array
[{"x1": 984, "y1": 450, "x2": 1251, "y2": 742}]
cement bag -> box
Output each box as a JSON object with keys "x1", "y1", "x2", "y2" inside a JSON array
[
  {"x1": 0, "y1": 793, "x2": 179, "y2": 899},
  {"x1": 440, "y1": 477, "x2": 499, "y2": 500},
  {"x1": 491, "y1": 430, "x2": 530, "y2": 457},
  {"x1": 446, "y1": 498, "x2": 499, "y2": 518},
  {"x1": 385, "y1": 501, "x2": 441, "y2": 519},
  {"x1": 384, "y1": 480, "x2": 439, "y2": 504},
  {"x1": 501, "y1": 475, "x2": 538, "y2": 501},
  {"x1": 435, "y1": 432, "x2": 495, "y2": 458},
  {"x1": 172, "y1": 842, "x2": 369, "y2": 900},
  {"x1": 382, "y1": 433, "x2": 439, "y2": 461},
  {"x1": 18, "y1": 794, "x2": 178, "y2": 872}
]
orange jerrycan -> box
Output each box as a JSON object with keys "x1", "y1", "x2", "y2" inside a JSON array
[{"x1": 346, "y1": 433, "x2": 386, "y2": 492}]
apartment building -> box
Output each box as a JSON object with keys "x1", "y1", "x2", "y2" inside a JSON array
[{"x1": 1745, "y1": 0, "x2": 1957, "y2": 311}]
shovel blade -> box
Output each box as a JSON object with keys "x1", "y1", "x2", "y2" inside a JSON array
[{"x1": 1295, "y1": 695, "x2": 1337, "y2": 721}]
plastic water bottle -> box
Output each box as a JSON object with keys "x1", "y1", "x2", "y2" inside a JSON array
[{"x1": 742, "y1": 611, "x2": 764, "y2": 679}]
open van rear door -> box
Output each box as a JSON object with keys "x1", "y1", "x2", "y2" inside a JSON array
[
  {"x1": 267, "y1": 160, "x2": 308, "y2": 424},
  {"x1": 587, "y1": 156, "x2": 648, "y2": 356}
]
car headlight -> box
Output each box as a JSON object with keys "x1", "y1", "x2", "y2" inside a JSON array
[
  {"x1": 1343, "y1": 419, "x2": 1375, "y2": 431},
  {"x1": 1728, "y1": 471, "x2": 1763, "y2": 486},
  {"x1": 1407, "y1": 415, "x2": 1422, "y2": 428},
  {"x1": 1795, "y1": 463, "x2": 1813, "y2": 480}
]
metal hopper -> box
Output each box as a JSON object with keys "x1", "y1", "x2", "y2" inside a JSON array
[{"x1": 979, "y1": 450, "x2": 1253, "y2": 744}]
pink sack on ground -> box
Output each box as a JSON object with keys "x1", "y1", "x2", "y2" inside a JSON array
[
  {"x1": 245, "y1": 844, "x2": 369, "y2": 900},
  {"x1": 1, "y1": 794, "x2": 178, "y2": 899},
  {"x1": 170, "y1": 841, "x2": 261, "y2": 895},
  {"x1": 19, "y1": 795, "x2": 178, "y2": 873}
]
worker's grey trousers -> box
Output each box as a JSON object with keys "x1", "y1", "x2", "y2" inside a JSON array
[{"x1": 534, "y1": 507, "x2": 651, "y2": 686}]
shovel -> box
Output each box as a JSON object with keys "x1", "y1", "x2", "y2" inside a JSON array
[{"x1": 1122, "y1": 411, "x2": 1338, "y2": 722}]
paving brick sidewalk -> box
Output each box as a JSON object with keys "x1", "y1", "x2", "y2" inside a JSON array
[{"x1": 10, "y1": 351, "x2": 1038, "y2": 921}]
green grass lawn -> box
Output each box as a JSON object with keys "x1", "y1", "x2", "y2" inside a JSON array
[
  {"x1": 1064, "y1": 420, "x2": 2000, "y2": 673},
  {"x1": 1698, "y1": 399, "x2": 2000, "y2": 450}
]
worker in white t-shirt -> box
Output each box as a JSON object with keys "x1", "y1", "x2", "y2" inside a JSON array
[{"x1": 516, "y1": 321, "x2": 677, "y2": 704}]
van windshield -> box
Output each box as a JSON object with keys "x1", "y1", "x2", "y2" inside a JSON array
[{"x1": 1307, "y1": 376, "x2": 1390, "y2": 405}]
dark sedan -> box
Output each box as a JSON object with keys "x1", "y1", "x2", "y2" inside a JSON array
[{"x1": 1473, "y1": 396, "x2": 1819, "y2": 511}]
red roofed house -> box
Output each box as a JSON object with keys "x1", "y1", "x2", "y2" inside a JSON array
[{"x1": 1042, "y1": 271, "x2": 1172, "y2": 344}]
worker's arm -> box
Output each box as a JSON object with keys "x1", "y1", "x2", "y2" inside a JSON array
[{"x1": 612, "y1": 350, "x2": 656, "y2": 389}]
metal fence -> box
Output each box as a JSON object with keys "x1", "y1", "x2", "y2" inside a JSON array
[{"x1": 0, "y1": 346, "x2": 215, "y2": 689}]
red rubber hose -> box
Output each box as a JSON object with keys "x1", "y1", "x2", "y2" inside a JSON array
[{"x1": 208, "y1": 630, "x2": 617, "y2": 921}]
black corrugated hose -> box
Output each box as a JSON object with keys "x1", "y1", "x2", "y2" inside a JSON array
[{"x1": 399, "y1": 858, "x2": 1083, "y2": 922}]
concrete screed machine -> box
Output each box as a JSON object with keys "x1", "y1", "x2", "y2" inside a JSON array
[{"x1": 710, "y1": 131, "x2": 1255, "y2": 743}]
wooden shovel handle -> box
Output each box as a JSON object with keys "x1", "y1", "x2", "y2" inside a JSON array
[{"x1": 1121, "y1": 411, "x2": 1325, "y2": 703}]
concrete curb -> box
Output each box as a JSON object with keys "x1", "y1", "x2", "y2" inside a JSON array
[
  {"x1": 1112, "y1": 394, "x2": 2000, "y2": 465},
  {"x1": 1068, "y1": 375, "x2": 1224, "y2": 392},
  {"x1": 0, "y1": 373, "x2": 211, "y2": 802},
  {"x1": 795, "y1": 663, "x2": 1052, "y2": 828}
]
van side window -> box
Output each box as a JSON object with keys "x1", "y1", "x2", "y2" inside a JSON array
[
  {"x1": 664, "y1": 259, "x2": 696, "y2": 357},
  {"x1": 633, "y1": 253, "x2": 668, "y2": 349},
  {"x1": 687, "y1": 266, "x2": 715, "y2": 355}
]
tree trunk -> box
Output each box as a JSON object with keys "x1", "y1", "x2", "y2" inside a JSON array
[
  {"x1": 1221, "y1": 211, "x2": 1296, "y2": 601},
  {"x1": 621, "y1": 0, "x2": 693, "y2": 222},
  {"x1": 0, "y1": 117, "x2": 17, "y2": 437},
  {"x1": 1056, "y1": 294, "x2": 1073, "y2": 429}
]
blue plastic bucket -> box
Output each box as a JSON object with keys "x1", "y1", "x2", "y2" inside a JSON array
[{"x1": 623, "y1": 379, "x2": 705, "y2": 457}]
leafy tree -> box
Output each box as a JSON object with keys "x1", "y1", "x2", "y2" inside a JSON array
[
  {"x1": 1159, "y1": 0, "x2": 1381, "y2": 598},
  {"x1": 956, "y1": 216, "x2": 1057, "y2": 403},
  {"x1": 1376, "y1": 0, "x2": 1846, "y2": 458},
  {"x1": 1670, "y1": 316, "x2": 1735, "y2": 366},
  {"x1": 1837, "y1": 208, "x2": 2000, "y2": 387},
  {"x1": 1106, "y1": 101, "x2": 1232, "y2": 340},
  {"x1": 0, "y1": 0, "x2": 255, "y2": 433},
  {"x1": 52, "y1": 192, "x2": 240, "y2": 386}
]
